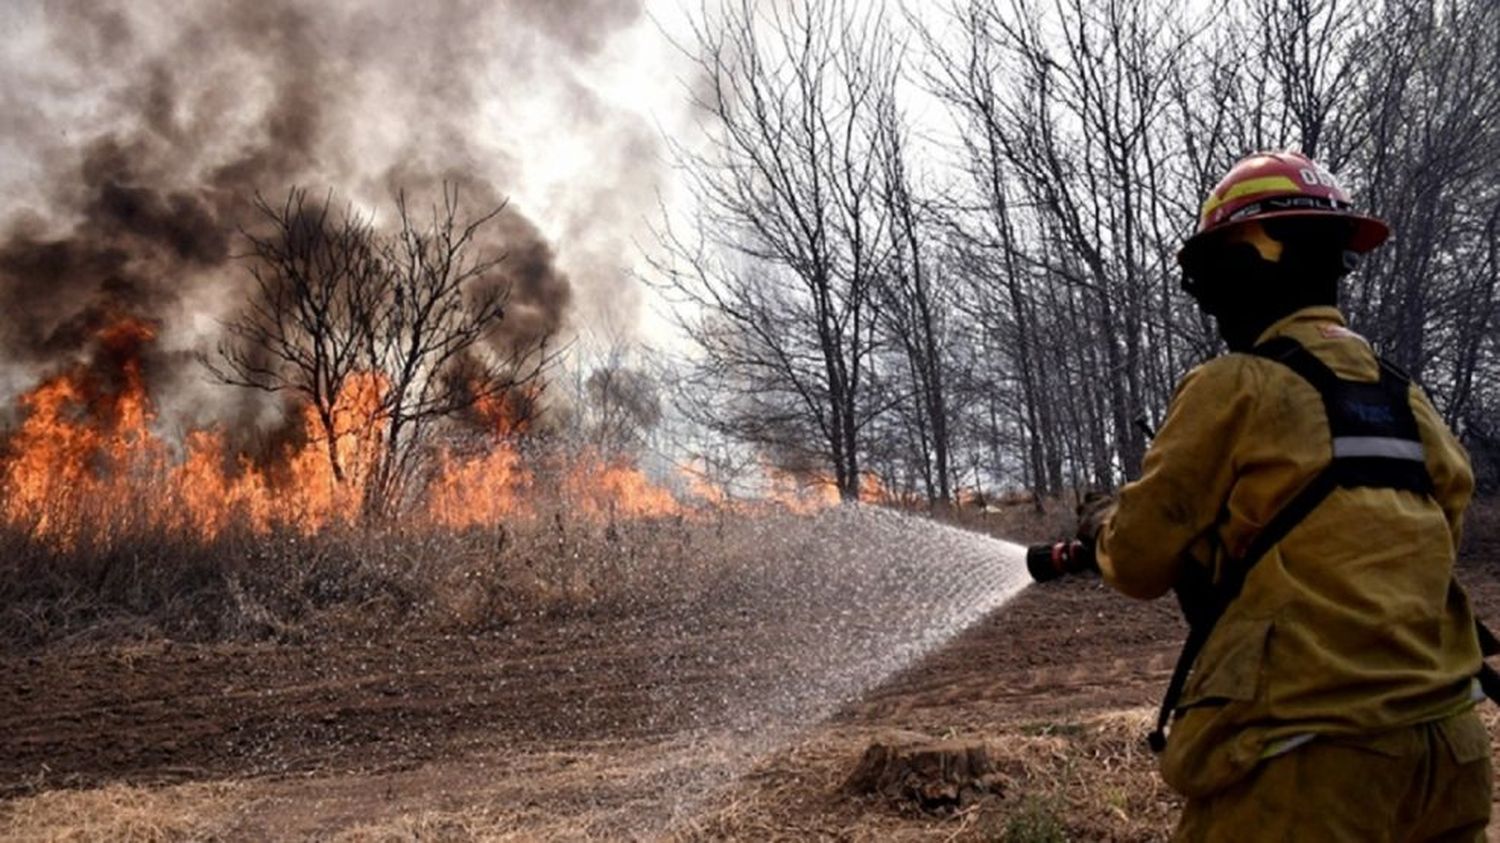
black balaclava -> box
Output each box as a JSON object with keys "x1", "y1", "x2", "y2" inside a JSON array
[{"x1": 1181, "y1": 216, "x2": 1356, "y2": 351}]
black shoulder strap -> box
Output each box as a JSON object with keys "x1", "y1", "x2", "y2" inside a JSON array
[
  {"x1": 1148, "y1": 340, "x2": 1347, "y2": 751},
  {"x1": 1252, "y1": 335, "x2": 1340, "y2": 392}
]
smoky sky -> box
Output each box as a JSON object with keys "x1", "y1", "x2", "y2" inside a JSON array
[{"x1": 0, "y1": 0, "x2": 659, "y2": 423}]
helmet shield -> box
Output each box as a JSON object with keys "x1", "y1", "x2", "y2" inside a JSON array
[{"x1": 1179, "y1": 151, "x2": 1390, "y2": 278}]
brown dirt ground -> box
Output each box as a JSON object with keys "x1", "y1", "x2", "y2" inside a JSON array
[{"x1": 5, "y1": 509, "x2": 1500, "y2": 840}]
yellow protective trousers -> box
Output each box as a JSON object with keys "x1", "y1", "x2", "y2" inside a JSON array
[{"x1": 1173, "y1": 710, "x2": 1492, "y2": 842}]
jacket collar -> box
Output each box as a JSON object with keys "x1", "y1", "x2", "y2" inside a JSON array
[{"x1": 1253, "y1": 306, "x2": 1346, "y2": 348}]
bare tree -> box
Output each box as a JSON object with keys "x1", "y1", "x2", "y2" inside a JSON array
[
  {"x1": 1341, "y1": 0, "x2": 1500, "y2": 390},
  {"x1": 1257, "y1": 0, "x2": 1366, "y2": 162},
  {"x1": 207, "y1": 189, "x2": 384, "y2": 484},
  {"x1": 656, "y1": 0, "x2": 895, "y2": 500},
  {"x1": 211, "y1": 185, "x2": 553, "y2": 519},
  {"x1": 918, "y1": 2, "x2": 1067, "y2": 499},
  {"x1": 920, "y1": 0, "x2": 1204, "y2": 492},
  {"x1": 870, "y1": 78, "x2": 957, "y2": 506},
  {"x1": 361, "y1": 186, "x2": 553, "y2": 517},
  {"x1": 643, "y1": 0, "x2": 1499, "y2": 505},
  {"x1": 561, "y1": 326, "x2": 664, "y2": 457}
]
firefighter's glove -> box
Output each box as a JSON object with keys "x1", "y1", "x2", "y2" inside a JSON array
[{"x1": 1074, "y1": 491, "x2": 1116, "y2": 548}]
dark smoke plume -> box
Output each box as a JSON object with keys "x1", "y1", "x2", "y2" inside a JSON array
[{"x1": 0, "y1": 0, "x2": 654, "y2": 430}]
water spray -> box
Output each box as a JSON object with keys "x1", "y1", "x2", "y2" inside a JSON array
[{"x1": 646, "y1": 505, "x2": 1035, "y2": 832}]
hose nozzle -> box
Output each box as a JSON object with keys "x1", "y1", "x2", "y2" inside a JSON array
[{"x1": 1026, "y1": 540, "x2": 1096, "y2": 582}]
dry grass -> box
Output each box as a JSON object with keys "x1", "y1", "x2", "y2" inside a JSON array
[
  {"x1": 329, "y1": 807, "x2": 613, "y2": 843},
  {"x1": 10, "y1": 499, "x2": 1497, "y2": 838},
  {"x1": 0, "y1": 709, "x2": 1169, "y2": 841},
  {"x1": 678, "y1": 708, "x2": 1177, "y2": 842},
  {"x1": 0, "y1": 482, "x2": 1068, "y2": 655},
  {"x1": 7, "y1": 488, "x2": 1496, "y2": 655},
  {"x1": 330, "y1": 811, "x2": 491, "y2": 842},
  {"x1": 0, "y1": 782, "x2": 243, "y2": 842},
  {"x1": 0, "y1": 506, "x2": 737, "y2": 653},
  {"x1": 12, "y1": 707, "x2": 1500, "y2": 839}
]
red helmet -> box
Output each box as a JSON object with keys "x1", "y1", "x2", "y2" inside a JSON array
[{"x1": 1179, "y1": 151, "x2": 1389, "y2": 268}]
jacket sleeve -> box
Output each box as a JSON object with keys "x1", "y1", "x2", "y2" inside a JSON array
[
  {"x1": 1097, "y1": 357, "x2": 1258, "y2": 600},
  {"x1": 1409, "y1": 384, "x2": 1474, "y2": 551}
]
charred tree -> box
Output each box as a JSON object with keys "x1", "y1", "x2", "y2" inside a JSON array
[
  {"x1": 361, "y1": 186, "x2": 552, "y2": 519},
  {"x1": 207, "y1": 189, "x2": 384, "y2": 485},
  {"x1": 210, "y1": 185, "x2": 552, "y2": 520}
]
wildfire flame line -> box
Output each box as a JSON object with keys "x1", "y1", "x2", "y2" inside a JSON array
[{"x1": 0, "y1": 319, "x2": 875, "y2": 548}]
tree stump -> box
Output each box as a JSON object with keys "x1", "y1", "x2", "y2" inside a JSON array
[{"x1": 843, "y1": 733, "x2": 1003, "y2": 813}]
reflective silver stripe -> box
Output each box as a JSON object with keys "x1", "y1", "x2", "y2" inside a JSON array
[
  {"x1": 1260, "y1": 732, "x2": 1318, "y2": 760},
  {"x1": 1332, "y1": 436, "x2": 1426, "y2": 461}
]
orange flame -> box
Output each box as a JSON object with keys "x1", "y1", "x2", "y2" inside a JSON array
[
  {"x1": 566, "y1": 455, "x2": 679, "y2": 520},
  {"x1": 680, "y1": 462, "x2": 729, "y2": 507},
  {"x1": 0, "y1": 318, "x2": 852, "y2": 547},
  {"x1": 0, "y1": 318, "x2": 165, "y2": 543},
  {"x1": 426, "y1": 443, "x2": 530, "y2": 528}
]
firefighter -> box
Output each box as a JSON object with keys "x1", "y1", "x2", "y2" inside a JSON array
[{"x1": 1082, "y1": 151, "x2": 1493, "y2": 841}]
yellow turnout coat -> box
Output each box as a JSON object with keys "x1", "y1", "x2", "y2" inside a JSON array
[{"x1": 1097, "y1": 306, "x2": 1483, "y2": 798}]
